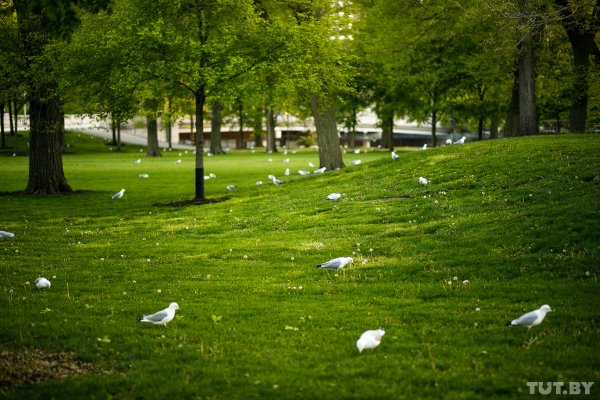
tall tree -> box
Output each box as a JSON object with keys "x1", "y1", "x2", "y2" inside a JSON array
[{"x1": 11, "y1": 0, "x2": 111, "y2": 194}]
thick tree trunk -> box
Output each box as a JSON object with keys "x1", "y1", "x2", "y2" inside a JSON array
[
  {"x1": 146, "y1": 116, "x2": 161, "y2": 157},
  {"x1": 478, "y1": 117, "x2": 484, "y2": 140},
  {"x1": 505, "y1": 70, "x2": 519, "y2": 137},
  {"x1": 210, "y1": 102, "x2": 224, "y2": 154},
  {"x1": 253, "y1": 108, "x2": 263, "y2": 147},
  {"x1": 194, "y1": 88, "x2": 206, "y2": 200},
  {"x1": 25, "y1": 87, "x2": 72, "y2": 194},
  {"x1": 311, "y1": 96, "x2": 344, "y2": 170},
  {"x1": 266, "y1": 106, "x2": 277, "y2": 153},
  {"x1": 490, "y1": 114, "x2": 499, "y2": 139},
  {"x1": 565, "y1": 30, "x2": 593, "y2": 132},
  {"x1": 380, "y1": 109, "x2": 394, "y2": 151},
  {"x1": 517, "y1": 36, "x2": 538, "y2": 136}
]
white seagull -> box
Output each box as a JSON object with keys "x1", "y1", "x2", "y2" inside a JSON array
[
  {"x1": 35, "y1": 277, "x2": 51, "y2": 289},
  {"x1": 226, "y1": 185, "x2": 237, "y2": 190},
  {"x1": 348, "y1": 160, "x2": 361, "y2": 166},
  {"x1": 298, "y1": 170, "x2": 311, "y2": 175},
  {"x1": 315, "y1": 257, "x2": 353, "y2": 270},
  {"x1": 391, "y1": 151, "x2": 399, "y2": 160},
  {"x1": 454, "y1": 136, "x2": 466, "y2": 145},
  {"x1": 175, "y1": 159, "x2": 182, "y2": 164},
  {"x1": 209, "y1": 173, "x2": 217, "y2": 179},
  {"x1": 139, "y1": 302, "x2": 179, "y2": 326},
  {"x1": 267, "y1": 174, "x2": 276, "y2": 180},
  {"x1": 314, "y1": 167, "x2": 326, "y2": 174},
  {"x1": 285, "y1": 168, "x2": 290, "y2": 176},
  {"x1": 256, "y1": 181, "x2": 263, "y2": 185},
  {"x1": 356, "y1": 328, "x2": 385, "y2": 353},
  {"x1": 112, "y1": 189, "x2": 126, "y2": 199},
  {"x1": 326, "y1": 193, "x2": 341, "y2": 200},
  {"x1": 507, "y1": 305, "x2": 552, "y2": 329},
  {"x1": 446, "y1": 138, "x2": 453, "y2": 145},
  {"x1": 309, "y1": 162, "x2": 315, "y2": 168},
  {"x1": 419, "y1": 177, "x2": 429, "y2": 185},
  {"x1": 272, "y1": 177, "x2": 283, "y2": 185},
  {"x1": 0, "y1": 231, "x2": 15, "y2": 238},
  {"x1": 134, "y1": 159, "x2": 141, "y2": 164},
  {"x1": 138, "y1": 173, "x2": 149, "y2": 179},
  {"x1": 204, "y1": 176, "x2": 211, "y2": 181},
  {"x1": 422, "y1": 144, "x2": 428, "y2": 150}
]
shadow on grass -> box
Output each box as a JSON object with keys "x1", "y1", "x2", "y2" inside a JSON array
[
  {"x1": 157, "y1": 197, "x2": 229, "y2": 207},
  {"x1": 0, "y1": 190, "x2": 95, "y2": 196}
]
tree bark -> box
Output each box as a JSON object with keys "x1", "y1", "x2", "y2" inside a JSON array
[
  {"x1": 253, "y1": 106, "x2": 263, "y2": 148},
  {"x1": 266, "y1": 105, "x2": 277, "y2": 153},
  {"x1": 517, "y1": 36, "x2": 538, "y2": 136},
  {"x1": 380, "y1": 107, "x2": 394, "y2": 151},
  {"x1": 505, "y1": 69, "x2": 519, "y2": 137},
  {"x1": 311, "y1": 96, "x2": 344, "y2": 170},
  {"x1": 25, "y1": 85, "x2": 72, "y2": 194},
  {"x1": 0, "y1": 102, "x2": 5, "y2": 148},
  {"x1": 210, "y1": 102, "x2": 224, "y2": 154},
  {"x1": 194, "y1": 88, "x2": 206, "y2": 200},
  {"x1": 431, "y1": 110, "x2": 438, "y2": 147},
  {"x1": 146, "y1": 116, "x2": 161, "y2": 157},
  {"x1": 490, "y1": 114, "x2": 499, "y2": 139}
]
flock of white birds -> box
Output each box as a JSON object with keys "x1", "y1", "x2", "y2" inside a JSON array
[{"x1": 4, "y1": 135, "x2": 553, "y2": 354}]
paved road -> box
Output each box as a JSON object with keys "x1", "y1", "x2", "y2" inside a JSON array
[{"x1": 70, "y1": 128, "x2": 195, "y2": 151}]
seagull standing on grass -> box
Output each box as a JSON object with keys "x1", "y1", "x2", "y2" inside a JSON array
[
  {"x1": 298, "y1": 170, "x2": 310, "y2": 175},
  {"x1": 356, "y1": 328, "x2": 385, "y2": 353},
  {"x1": 349, "y1": 160, "x2": 362, "y2": 166},
  {"x1": 35, "y1": 277, "x2": 51, "y2": 289},
  {"x1": 419, "y1": 177, "x2": 429, "y2": 185},
  {"x1": 0, "y1": 231, "x2": 15, "y2": 238},
  {"x1": 446, "y1": 138, "x2": 453, "y2": 145},
  {"x1": 226, "y1": 185, "x2": 237, "y2": 190},
  {"x1": 422, "y1": 144, "x2": 428, "y2": 150},
  {"x1": 314, "y1": 167, "x2": 326, "y2": 174},
  {"x1": 391, "y1": 151, "x2": 399, "y2": 160},
  {"x1": 272, "y1": 177, "x2": 283, "y2": 185},
  {"x1": 507, "y1": 305, "x2": 552, "y2": 329},
  {"x1": 134, "y1": 159, "x2": 141, "y2": 164},
  {"x1": 315, "y1": 257, "x2": 353, "y2": 270},
  {"x1": 139, "y1": 302, "x2": 179, "y2": 326},
  {"x1": 454, "y1": 136, "x2": 466, "y2": 145},
  {"x1": 112, "y1": 189, "x2": 125, "y2": 199},
  {"x1": 326, "y1": 193, "x2": 341, "y2": 200}
]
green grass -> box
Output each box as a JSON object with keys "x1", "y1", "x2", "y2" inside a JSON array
[{"x1": 0, "y1": 132, "x2": 599, "y2": 399}]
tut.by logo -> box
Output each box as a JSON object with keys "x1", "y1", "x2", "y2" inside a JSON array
[{"x1": 527, "y1": 382, "x2": 594, "y2": 395}]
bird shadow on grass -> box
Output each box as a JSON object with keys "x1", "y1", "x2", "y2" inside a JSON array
[{"x1": 157, "y1": 197, "x2": 229, "y2": 208}]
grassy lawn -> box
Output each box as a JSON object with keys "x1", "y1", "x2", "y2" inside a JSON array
[{"x1": 0, "y1": 132, "x2": 599, "y2": 399}]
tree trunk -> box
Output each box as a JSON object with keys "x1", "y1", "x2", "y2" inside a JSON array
[
  {"x1": 431, "y1": 110, "x2": 438, "y2": 147},
  {"x1": 166, "y1": 99, "x2": 172, "y2": 149},
  {"x1": 194, "y1": 88, "x2": 206, "y2": 200},
  {"x1": 266, "y1": 106, "x2": 277, "y2": 153},
  {"x1": 146, "y1": 116, "x2": 161, "y2": 157},
  {"x1": 210, "y1": 102, "x2": 224, "y2": 154},
  {"x1": 478, "y1": 117, "x2": 484, "y2": 140},
  {"x1": 25, "y1": 86, "x2": 72, "y2": 194},
  {"x1": 505, "y1": 70, "x2": 519, "y2": 137},
  {"x1": 238, "y1": 101, "x2": 244, "y2": 149},
  {"x1": 311, "y1": 96, "x2": 344, "y2": 170},
  {"x1": 517, "y1": 35, "x2": 538, "y2": 136},
  {"x1": 8, "y1": 100, "x2": 14, "y2": 136},
  {"x1": 490, "y1": 114, "x2": 499, "y2": 139},
  {"x1": 565, "y1": 30, "x2": 593, "y2": 132},
  {"x1": 0, "y1": 102, "x2": 5, "y2": 148},
  {"x1": 253, "y1": 106, "x2": 263, "y2": 148}
]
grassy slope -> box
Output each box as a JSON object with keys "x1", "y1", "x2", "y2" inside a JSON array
[{"x1": 0, "y1": 132, "x2": 599, "y2": 399}]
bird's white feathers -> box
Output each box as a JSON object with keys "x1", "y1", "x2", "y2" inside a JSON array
[
  {"x1": 508, "y1": 304, "x2": 552, "y2": 328},
  {"x1": 391, "y1": 151, "x2": 399, "y2": 160},
  {"x1": 0, "y1": 231, "x2": 15, "y2": 238},
  {"x1": 326, "y1": 193, "x2": 342, "y2": 200},
  {"x1": 419, "y1": 177, "x2": 429, "y2": 185},
  {"x1": 139, "y1": 302, "x2": 179, "y2": 326},
  {"x1": 112, "y1": 189, "x2": 125, "y2": 199},
  {"x1": 315, "y1": 257, "x2": 353, "y2": 270},
  {"x1": 35, "y1": 277, "x2": 51, "y2": 289},
  {"x1": 356, "y1": 328, "x2": 385, "y2": 353}
]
